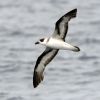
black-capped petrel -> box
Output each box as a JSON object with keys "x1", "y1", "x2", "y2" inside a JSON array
[{"x1": 33, "y1": 8, "x2": 80, "y2": 88}]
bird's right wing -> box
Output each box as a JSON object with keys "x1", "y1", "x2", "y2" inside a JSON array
[{"x1": 33, "y1": 47, "x2": 59, "y2": 88}]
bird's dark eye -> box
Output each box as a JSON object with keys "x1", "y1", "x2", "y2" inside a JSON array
[{"x1": 40, "y1": 38, "x2": 44, "y2": 42}]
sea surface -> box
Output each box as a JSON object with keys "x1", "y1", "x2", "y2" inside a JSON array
[{"x1": 0, "y1": 0, "x2": 100, "y2": 100}]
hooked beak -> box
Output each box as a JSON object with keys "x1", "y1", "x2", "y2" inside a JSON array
[{"x1": 35, "y1": 41, "x2": 39, "y2": 45}]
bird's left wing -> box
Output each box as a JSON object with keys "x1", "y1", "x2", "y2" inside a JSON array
[
  {"x1": 52, "y1": 8, "x2": 77, "y2": 40},
  {"x1": 33, "y1": 47, "x2": 58, "y2": 88}
]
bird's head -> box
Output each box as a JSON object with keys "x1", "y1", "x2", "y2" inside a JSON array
[{"x1": 35, "y1": 38, "x2": 48, "y2": 45}]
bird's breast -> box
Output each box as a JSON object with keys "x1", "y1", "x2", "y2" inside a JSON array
[
  {"x1": 46, "y1": 38, "x2": 67, "y2": 49},
  {"x1": 45, "y1": 38, "x2": 76, "y2": 51}
]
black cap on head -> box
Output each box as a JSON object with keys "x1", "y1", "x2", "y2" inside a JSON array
[{"x1": 40, "y1": 38, "x2": 44, "y2": 42}]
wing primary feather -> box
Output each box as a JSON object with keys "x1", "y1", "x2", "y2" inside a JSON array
[{"x1": 56, "y1": 8, "x2": 77, "y2": 26}]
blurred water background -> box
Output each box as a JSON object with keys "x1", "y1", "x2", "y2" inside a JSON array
[{"x1": 0, "y1": 0, "x2": 100, "y2": 100}]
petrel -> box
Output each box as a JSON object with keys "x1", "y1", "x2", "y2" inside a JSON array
[{"x1": 33, "y1": 8, "x2": 80, "y2": 88}]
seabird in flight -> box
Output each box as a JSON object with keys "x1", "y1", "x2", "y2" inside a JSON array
[{"x1": 33, "y1": 8, "x2": 80, "y2": 88}]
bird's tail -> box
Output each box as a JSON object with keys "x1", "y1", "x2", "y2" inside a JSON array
[{"x1": 64, "y1": 42, "x2": 80, "y2": 52}]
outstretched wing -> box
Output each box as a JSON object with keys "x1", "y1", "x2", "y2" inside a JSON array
[
  {"x1": 52, "y1": 8, "x2": 77, "y2": 40},
  {"x1": 33, "y1": 48, "x2": 59, "y2": 88}
]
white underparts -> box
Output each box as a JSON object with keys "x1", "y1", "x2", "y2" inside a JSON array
[{"x1": 42, "y1": 38, "x2": 79, "y2": 52}]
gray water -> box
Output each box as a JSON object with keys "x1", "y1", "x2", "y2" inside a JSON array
[{"x1": 0, "y1": 0, "x2": 100, "y2": 100}]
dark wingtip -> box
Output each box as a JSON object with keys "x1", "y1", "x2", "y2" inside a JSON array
[
  {"x1": 33, "y1": 85, "x2": 37, "y2": 88},
  {"x1": 33, "y1": 78, "x2": 37, "y2": 88},
  {"x1": 33, "y1": 71, "x2": 44, "y2": 88},
  {"x1": 72, "y1": 8, "x2": 77, "y2": 12},
  {"x1": 67, "y1": 8, "x2": 77, "y2": 18},
  {"x1": 33, "y1": 71, "x2": 38, "y2": 88},
  {"x1": 70, "y1": 8, "x2": 77, "y2": 13}
]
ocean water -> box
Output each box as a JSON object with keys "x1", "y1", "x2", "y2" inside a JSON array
[{"x1": 0, "y1": 0, "x2": 100, "y2": 100}]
